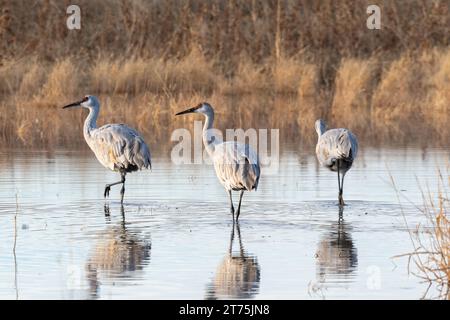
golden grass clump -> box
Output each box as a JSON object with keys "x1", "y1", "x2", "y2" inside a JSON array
[
  {"x1": 425, "y1": 48, "x2": 450, "y2": 140},
  {"x1": 8, "y1": 57, "x2": 85, "y2": 147},
  {"x1": 371, "y1": 53, "x2": 427, "y2": 141},
  {"x1": 166, "y1": 48, "x2": 218, "y2": 94},
  {"x1": 295, "y1": 63, "x2": 327, "y2": 143},
  {"x1": 110, "y1": 58, "x2": 159, "y2": 95},
  {"x1": 90, "y1": 49, "x2": 217, "y2": 96},
  {"x1": 90, "y1": 58, "x2": 121, "y2": 94},
  {"x1": 18, "y1": 61, "x2": 47, "y2": 98},
  {"x1": 0, "y1": 59, "x2": 30, "y2": 96},
  {"x1": 371, "y1": 49, "x2": 450, "y2": 142},
  {"x1": 40, "y1": 58, "x2": 83, "y2": 102},
  {"x1": 219, "y1": 57, "x2": 268, "y2": 95},
  {"x1": 273, "y1": 56, "x2": 305, "y2": 94},
  {"x1": 331, "y1": 58, "x2": 379, "y2": 133}
]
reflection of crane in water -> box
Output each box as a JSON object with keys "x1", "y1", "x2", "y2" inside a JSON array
[
  {"x1": 206, "y1": 223, "x2": 260, "y2": 299},
  {"x1": 315, "y1": 207, "x2": 358, "y2": 284},
  {"x1": 86, "y1": 206, "x2": 151, "y2": 298}
]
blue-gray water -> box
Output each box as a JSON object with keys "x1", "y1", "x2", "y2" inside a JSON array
[{"x1": 0, "y1": 147, "x2": 448, "y2": 299}]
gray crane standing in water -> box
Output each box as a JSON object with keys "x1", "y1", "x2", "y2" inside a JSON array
[
  {"x1": 315, "y1": 119, "x2": 358, "y2": 206},
  {"x1": 176, "y1": 102, "x2": 260, "y2": 221},
  {"x1": 63, "y1": 95, "x2": 151, "y2": 203}
]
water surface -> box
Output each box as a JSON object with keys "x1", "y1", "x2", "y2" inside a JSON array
[{"x1": 0, "y1": 147, "x2": 448, "y2": 299}]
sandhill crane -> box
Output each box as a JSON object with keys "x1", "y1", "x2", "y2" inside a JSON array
[
  {"x1": 175, "y1": 102, "x2": 260, "y2": 221},
  {"x1": 63, "y1": 95, "x2": 151, "y2": 203},
  {"x1": 315, "y1": 119, "x2": 358, "y2": 206}
]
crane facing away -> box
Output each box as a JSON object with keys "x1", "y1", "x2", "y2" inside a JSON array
[{"x1": 315, "y1": 119, "x2": 358, "y2": 206}]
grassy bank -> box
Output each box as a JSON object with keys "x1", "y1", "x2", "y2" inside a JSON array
[
  {"x1": 0, "y1": 0, "x2": 449, "y2": 148},
  {"x1": 1, "y1": 48, "x2": 449, "y2": 148}
]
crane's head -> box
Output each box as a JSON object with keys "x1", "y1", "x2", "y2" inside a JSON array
[
  {"x1": 175, "y1": 102, "x2": 213, "y2": 116},
  {"x1": 315, "y1": 119, "x2": 327, "y2": 136},
  {"x1": 63, "y1": 95, "x2": 99, "y2": 110}
]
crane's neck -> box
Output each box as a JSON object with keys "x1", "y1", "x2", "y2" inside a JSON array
[
  {"x1": 315, "y1": 121, "x2": 326, "y2": 139},
  {"x1": 83, "y1": 106, "x2": 99, "y2": 141},
  {"x1": 202, "y1": 110, "x2": 217, "y2": 156}
]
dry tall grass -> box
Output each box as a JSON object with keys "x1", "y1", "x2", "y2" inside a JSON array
[
  {"x1": 2, "y1": 0, "x2": 449, "y2": 62},
  {"x1": 89, "y1": 49, "x2": 218, "y2": 95},
  {"x1": 407, "y1": 172, "x2": 450, "y2": 300},
  {"x1": 426, "y1": 49, "x2": 450, "y2": 142},
  {"x1": 1, "y1": 48, "x2": 449, "y2": 149},
  {"x1": 331, "y1": 58, "x2": 379, "y2": 134},
  {"x1": 0, "y1": 0, "x2": 449, "y2": 148}
]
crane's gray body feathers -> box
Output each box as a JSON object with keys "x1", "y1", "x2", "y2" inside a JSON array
[
  {"x1": 88, "y1": 123, "x2": 152, "y2": 173},
  {"x1": 212, "y1": 141, "x2": 260, "y2": 192},
  {"x1": 316, "y1": 127, "x2": 358, "y2": 174}
]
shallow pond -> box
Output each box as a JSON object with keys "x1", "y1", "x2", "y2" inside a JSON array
[{"x1": 0, "y1": 146, "x2": 448, "y2": 299}]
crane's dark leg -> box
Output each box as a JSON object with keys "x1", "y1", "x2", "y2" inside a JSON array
[
  {"x1": 339, "y1": 172, "x2": 346, "y2": 206},
  {"x1": 235, "y1": 221, "x2": 244, "y2": 256},
  {"x1": 337, "y1": 161, "x2": 343, "y2": 206},
  {"x1": 120, "y1": 203, "x2": 125, "y2": 219},
  {"x1": 236, "y1": 190, "x2": 245, "y2": 221},
  {"x1": 120, "y1": 173, "x2": 126, "y2": 204},
  {"x1": 104, "y1": 203, "x2": 111, "y2": 217},
  {"x1": 338, "y1": 203, "x2": 344, "y2": 222},
  {"x1": 228, "y1": 222, "x2": 235, "y2": 255},
  {"x1": 337, "y1": 160, "x2": 345, "y2": 206},
  {"x1": 104, "y1": 173, "x2": 126, "y2": 199},
  {"x1": 228, "y1": 190, "x2": 235, "y2": 220}
]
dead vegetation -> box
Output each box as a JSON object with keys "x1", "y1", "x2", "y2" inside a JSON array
[
  {"x1": 395, "y1": 169, "x2": 450, "y2": 300},
  {"x1": 0, "y1": 0, "x2": 449, "y2": 148}
]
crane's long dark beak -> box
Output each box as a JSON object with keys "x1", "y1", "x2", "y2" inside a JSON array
[
  {"x1": 62, "y1": 100, "x2": 83, "y2": 109},
  {"x1": 175, "y1": 106, "x2": 199, "y2": 116}
]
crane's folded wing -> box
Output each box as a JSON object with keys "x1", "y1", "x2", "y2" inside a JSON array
[{"x1": 90, "y1": 124, "x2": 152, "y2": 172}]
